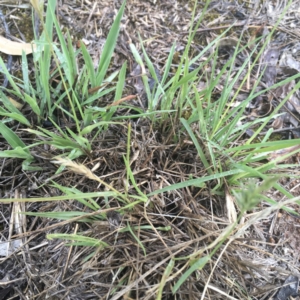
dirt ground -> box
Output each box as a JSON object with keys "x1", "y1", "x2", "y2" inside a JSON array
[{"x1": 1, "y1": 0, "x2": 300, "y2": 299}]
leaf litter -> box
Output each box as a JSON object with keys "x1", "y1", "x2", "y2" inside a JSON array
[{"x1": 0, "y1": 0, "x2": 300, "y2": 299}]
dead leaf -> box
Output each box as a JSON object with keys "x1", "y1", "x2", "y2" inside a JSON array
[
  {"x1": 271, "y1": 117, "x2": 283, "y2": 129},
  {"x1": 262, "y1": 48, "x2": 280, "y2": 87},
  {"x1": 106, "y1": 95, "x2": 137, "y2": 108},
  {"x1": 8, "y1": 97, "x2": 23, "y2": 110},
  {"x1": 0, "y1": 36, "x2": 36, "y2": 56},
  {"x1": 225, "y1": 185, "x2": 237, "y2": 223}
]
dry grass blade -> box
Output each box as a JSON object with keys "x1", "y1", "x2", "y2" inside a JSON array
[
  {"x1": 51, "y1": 157, "x2": 126, "y2": 199},
  {"x1": 30, "y1": 0, "x2": 43, "y2": 19}
]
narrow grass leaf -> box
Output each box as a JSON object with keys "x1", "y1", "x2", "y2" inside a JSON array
[
  {"x1": 0, "y1": 57, "x2": 21, "y2": 94},
  {"x1": 21, "y1": 51, "x2": 30, "y2": 93},
  {"x1": 39, "y1": 0, "x2": 56, "y2": 111},
  {"x1": 0, "y1": 191, "x2": 116, "y2": 203},
  {"x1": 0, "y1": 122, "x2": 27, "y2": 149},
  {"x1": 230, "y1": 163, "x2": 295, "y2": 199},
  {"x1": 96, "y1": 1, "x2": 126, "y2": 84},
  {"x1": 23, "y1": 211, "x2": 98, "y2": 222},
  {"x1": 23, "y1": 93, "x2": 40, "y2": 115},
  {"x1": 0, "y1": 112, "x2": 30, "y2": 126},
  {"x1": 22, "y1": 158, "x2": 40, "y2": 171},
  {"x1": 82, "y1": 86, "x2": 116, "y2": 105},
  {"x1": 47, "y1": 233, "x2": 109, "y2": 248},
  {"x1": 81, "y1": 42, "x2": 96, "y2": 87},
  {"x1": 161, "y1": 43, "x2": 175, "y2": 85},
  {"x1": 157, "y1": 258, "x2": 175, "y2": 300},
  {"x1": 180, "y1": 118, "x2": 211, "y2": 172},
  {"x1": 226, "y1": 139, "x2": 300, "y2": 154},
  {"x1": 172, "y1": 255, "x2": 210, "y2": 294},
  {"x1": 173, "y1": 68, "x2": 199, "y2": 89},
  {"x1": 140, "y1": 38, "x2": 163, "y2": 108},
  {"x1": 148, "y1": 169, "x2": 243, "y2": 196},
  {"x1": 66, "y1": 128, "x2": 90, "y2": 151},
  {"x1": 0, "y1": 91, "x2": 22, "y2": 114},
  {"x1": 51, "y1": 182, "x2": 101, "y2": 210},
  {"x1": 0, "y1": 147, "x2": 32, "y2": 159},
  {"x1": 115, "y1": 62, "x2": 127, "y2": 100},
  {"x1": 130, "y1": 43, "x2": 152, "y2": 108},
  {"x1": 50, "y1": 9, "x2": 75, "y2": 85},
  {"x1": 123, "y1": 156, "x2": 147, "y2": 200},
  {"x1": 119, "y1": 199, "x2": 148, "y2": 211},
  {"x1": 119, "y1": 225, "x2": 171, "y2": 232},
  {"x1": 66, "y1": 32, "x2": 77, "y2": 82},
  {"x1": 81, "y1": 121, "x2": 123, "y2": 135},
  {"x1": 126, "y1": 222, "x2": 146, "y2": 256}
]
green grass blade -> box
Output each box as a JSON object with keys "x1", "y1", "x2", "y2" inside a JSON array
[
  {"x1": 23, "y1": 93, "x2": 40, "y2": 115},
  {"x1": 126, "y1": 222, "x2": 146, "y2": 256},
  {"x1": 115, "y1": 62, "x2": 127, "y2": 101},
  {"x1": 130, "y1": 43, "x2": 152, "y2": 108},
  {"x1": 0, "y1": 112, "x2": 30, "y2": 126},
  {"x1": 225, "y1": 139, "x2": 300, "y2": 154},
  {"x1": 180, "y1": 118, "x2": 211, "y2": 172},
  {"x1": 172, "y1": 255, "x2": 210, "y2": 294},
  {"x1": 123, "y1": 155, "x2": 147, "y2": 200},
  {"x1": 47, "y1": 233, "x2": 109, "y2": 248},
  {"x1": 80, "y1": 121, "x2": 123, "y2": 135},
  {"x1": 66, "y1": 31, "x2": 77, "y2": 82},
  {"x1": 103, "y1": 62, "x2": 127, "y2": 121},
  {"x1": 23, "y1": 211, "x2": 97, "y2": 222},
  {"x1": 157, "y1": 258, "x2": 175, "y2": 300},
  {"x1": 0, "y1": 90, "x2": 22, "y2": 114},
  {"x1": 51, "y1": 182, "x2": 101, "y2": 210},
  {"x1": 0, "y1": 57, "x2": 21, "y2": 94},
  {"x1": 0, "y1": 122, "x2": 27, "y2": 149},
  {"x1": 0, "y1": 191, "x2": 116, "y2": 203},
  {"x1": 0, "y1": 147, "x2": 32, "y2": 159},
  {"x1": 81, "y1": 42, "x2": 96, "y2": 87},
  {"x1": 148, "y1": 169, "x2": 243, "y2": 196},
  {"x1": 96, "y1": 1, "x2": 126, "y2": 85},
  {"x1": 39, "y1": 0, "x2": 56, "y2": 112},
  {"x1": 21, "y1": 51, "x2": 30, "y2": 93}
]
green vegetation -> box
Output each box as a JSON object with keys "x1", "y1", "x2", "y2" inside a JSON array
[{"x1": 0, "y1": 0, "x2": 299, "y2": 298}]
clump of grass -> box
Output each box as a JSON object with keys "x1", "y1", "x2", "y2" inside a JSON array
[
  {"x1": 0, "y1": 0, "x2": 299, "y2": 299},
  {"x1": 0, "y1": 0, "x2": 126, "y2": 170}
]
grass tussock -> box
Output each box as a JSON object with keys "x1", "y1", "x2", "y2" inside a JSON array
[{"x1": 0, "y1": 0, "x2": 300, "y2": 299}]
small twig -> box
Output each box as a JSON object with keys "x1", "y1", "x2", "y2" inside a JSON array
[
  {"x1": 258, "y1": 125, "x2": 300, "y2": 135},
  {"x1": 182, "y1": 21, "x2": 271, "y2": 34}
]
